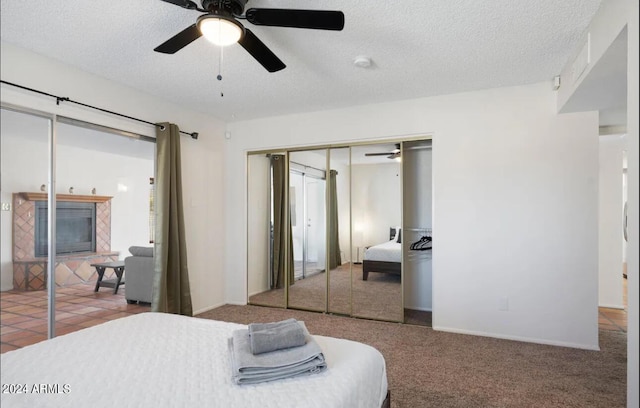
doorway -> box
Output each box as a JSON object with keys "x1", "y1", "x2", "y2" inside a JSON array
[{"x1": 290, "y1": 168, "x2": 326, "y2": 280}]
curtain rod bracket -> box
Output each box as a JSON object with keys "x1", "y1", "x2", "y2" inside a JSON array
[{"x1": 56, "y1": 97, "x2": 69, "y2": 105}]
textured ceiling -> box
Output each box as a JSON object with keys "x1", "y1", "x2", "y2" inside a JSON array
[{"x1": 1, "y1": 0, "x2": 602, "y2": 122}]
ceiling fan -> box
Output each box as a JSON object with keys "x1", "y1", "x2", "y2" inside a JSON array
[
  {"x1": 364, "y1": 140, "x2": 433, "y2": 159},
  {"x1": 155, "y1": 0, "x2": 345, "y2": 72},
  {"x1": 365, "y1": 144, "x2": 401, "y2": 160}
]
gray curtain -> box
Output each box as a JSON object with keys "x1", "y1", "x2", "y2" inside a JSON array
[
  {"x1": 152, "y1": 122, "x2": 193, "y2": 316},
  {"x1": 271, "y1": 155, "x2": 294, "y2": 289},
  {"x1": 328, "y1": 170, "x2": 342, "y2": 269}
]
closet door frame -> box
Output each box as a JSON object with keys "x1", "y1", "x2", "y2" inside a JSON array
[{"x1": 246, "y1": 135, "x2": 432, "y2": 322}]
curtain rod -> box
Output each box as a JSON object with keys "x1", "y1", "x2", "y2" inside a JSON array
[
  {"x1": 267, "y1": 154, "x2": 337, "y2": 175},
  {"x1": 1, "y1": 80, "x2": 199, "y2": 140},
  {"x1": 290, "y1": 161, "x2": 328, "y2": 174}
]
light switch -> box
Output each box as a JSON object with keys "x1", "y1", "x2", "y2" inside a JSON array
[{"x1": 1, "y1": 202, "x2": 11, "y2": 211}]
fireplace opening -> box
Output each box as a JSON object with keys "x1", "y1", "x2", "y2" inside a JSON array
[{"x1": 34, "y1": 201, "x2": 97, "y2": 257}]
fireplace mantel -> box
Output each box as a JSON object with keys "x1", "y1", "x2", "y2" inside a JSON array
[{"x1": 19, "y1": 192, "x2": 112, "y2": 203}]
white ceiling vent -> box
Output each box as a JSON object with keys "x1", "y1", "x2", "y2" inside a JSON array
[{"x1": 353, "y1": 56, "x2": 372, "y2": 68}]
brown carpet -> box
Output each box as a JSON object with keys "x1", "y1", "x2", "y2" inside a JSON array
[
  {"x1": 249, "y1": 263, "x2": 403, "y2": 321},
  {"x1": 197, "y1": 305, "x2": 626, "y2": 408}
]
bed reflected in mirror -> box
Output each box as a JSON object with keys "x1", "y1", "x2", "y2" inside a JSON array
[{"x1": 350, "y1": 143, "x2": 403, "y2": 322}]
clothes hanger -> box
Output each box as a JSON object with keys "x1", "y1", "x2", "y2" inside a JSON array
[{"x1": 410, "y1": 235, "x2": 432, "y2": 251}]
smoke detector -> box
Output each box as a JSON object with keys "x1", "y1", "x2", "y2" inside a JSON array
[{"x1": 353, "y1": 56, "x2": 372, "y2": 68}]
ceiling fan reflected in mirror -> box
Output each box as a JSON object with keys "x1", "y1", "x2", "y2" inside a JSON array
[
  {"x1": 365, "y1": 144, "x2": 401, "y2": 160},
  {"x1": 364, "y1": 140, "x2": 433, "y2": 159},
  {"x1": 155, "y1": 0, "x2": 345, "y2": 72}
]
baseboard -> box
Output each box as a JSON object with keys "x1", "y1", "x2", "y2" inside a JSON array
[
  {"x1": 599, "y1": 303, "x2": 625, "y2": 309},
  {"x1": 432, "y1": 325, "x2": 600, "y2": 351},
  {"x1": 404, "y1": 305, "x2": 432, "y2": 312},
  {"x1": 226, "y1": 300, "x2": 247, "y2": 306},
  {"x1": 193, "y1": 302, "x2": 226, "y2": 315}
]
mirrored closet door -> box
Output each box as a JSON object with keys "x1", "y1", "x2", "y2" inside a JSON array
[
  {"x1": 1, "y1": 107, "x2": 52, "y2": 330},
  {"x1": 350, "y1": 143, "x2": 403, "y2": 322},
  {"x1": 247, "y1": 152, "x2": 287, "y2": 308},
  {"x1": 247, "y1": 139, "x2": 433, "y2": 324},
  {"x1": 327, "y1": 147, "x2": 351, "y2": 316},
  {"x1": 287, "y1": 149, "x2": 327, "y2": 312}
]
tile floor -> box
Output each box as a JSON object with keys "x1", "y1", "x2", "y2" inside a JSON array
[
  {"x1": 0, "y1": 276, "x2": 629, "y2": 354},
  {"x1": 597, "y1": 276, "x2": 628, "y2": 332},
  {"x1": 1, "y1": 283, "x2": 150, "y2": 353}
]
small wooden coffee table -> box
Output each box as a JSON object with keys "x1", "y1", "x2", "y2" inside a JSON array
[{"x1": 91, "y1": 261, "x2": 125, "y2": 294}]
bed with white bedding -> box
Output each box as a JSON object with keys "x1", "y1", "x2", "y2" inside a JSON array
[
  {"x1": 1, "y1": 312, "x2": 389, "y2": 408},
  {"x1": 363, "y1": 240, "x2": 402, "y2": 263},
  {"x1": 362, "y1": 228, "x2": 402, "y2": 281}
]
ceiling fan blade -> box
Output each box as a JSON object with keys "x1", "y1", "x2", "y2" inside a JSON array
[
  {"x1": 159, "y1": 0, "x2": 199, "y2": 10},
  {"x1": 238, "y1": 28, "x2": 286, "y2": 72},
  {"x1": 365, "y1": 152, "x2": 394, "y2": 156},
  {"x1": 246, "y1": 9, "x2": 345, "y2": 31},
  {"x1": 154, "y1": 24, "x2": 202, "y2": 54}
]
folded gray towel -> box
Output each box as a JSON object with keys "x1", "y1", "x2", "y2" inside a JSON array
[
  {"x1": 248, "y1": 318, "x2": 298, "y2": 333},
  {"x1": 229, "y1": 322, "x2": 327, "y2": 385},
  {"x1": 249, "y1": 319, "x2": 306, "y2": 355}
]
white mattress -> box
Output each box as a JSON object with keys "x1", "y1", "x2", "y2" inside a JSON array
[
  {"x1": 364, "y1": 240, "x2": 401, "y2": 263},
  {"x1": 1, "y1": 312, "x2": 388, "y2": 408}
]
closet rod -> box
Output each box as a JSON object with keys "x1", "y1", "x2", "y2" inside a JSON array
[{"x1": 1, "y1": 80, "x2": 199, "y2": 139}]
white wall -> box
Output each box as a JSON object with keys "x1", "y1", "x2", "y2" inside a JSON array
[
  {"x1": 556, "y1": 0, "x2": 638, "y2": 402},
  {"x1": 557, "y1": 0, "x2": 629, "y2": 111},
  {"x1": 247, "y1": 154, "x2": 270, "y2": 297},
  {"x1": 623, "y1": 154, "x2": 628, "y2": 264},
  {"x1": 598, "y1": 135, "x2": 625, "y2": 308},
  {"x1": 1, "y1": 43, "x2": 227, "y2": 314},
  {"x1": 225, "y1": 82, "x2": 600, "y2": 350},
  {"x1": 1, "y1": 117, "x2": 154, "y2": 290},
  {"x1": 351, "y1": 163, "x2": 401, "y2": 247},
  {"x1": 626, "y1": 2, "x2": 639, "y2": 406}
]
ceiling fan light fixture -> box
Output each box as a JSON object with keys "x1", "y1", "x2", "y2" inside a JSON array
[{"x1": 197, "y1": 14, "x2": 244, "y2": 46}]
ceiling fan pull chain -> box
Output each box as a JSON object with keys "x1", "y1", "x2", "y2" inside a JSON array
[{"x1": 217, "y1": 44, "x2": 224, "y2": 97}]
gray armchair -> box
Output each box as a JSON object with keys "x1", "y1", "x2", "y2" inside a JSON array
[{"x1": 124, "y1": 246, "x2": 154, "y2": 304}]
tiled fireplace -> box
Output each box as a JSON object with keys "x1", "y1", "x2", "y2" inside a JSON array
[{"x1": 12, "y1": 192, "x2": 118, "y2": 291}]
